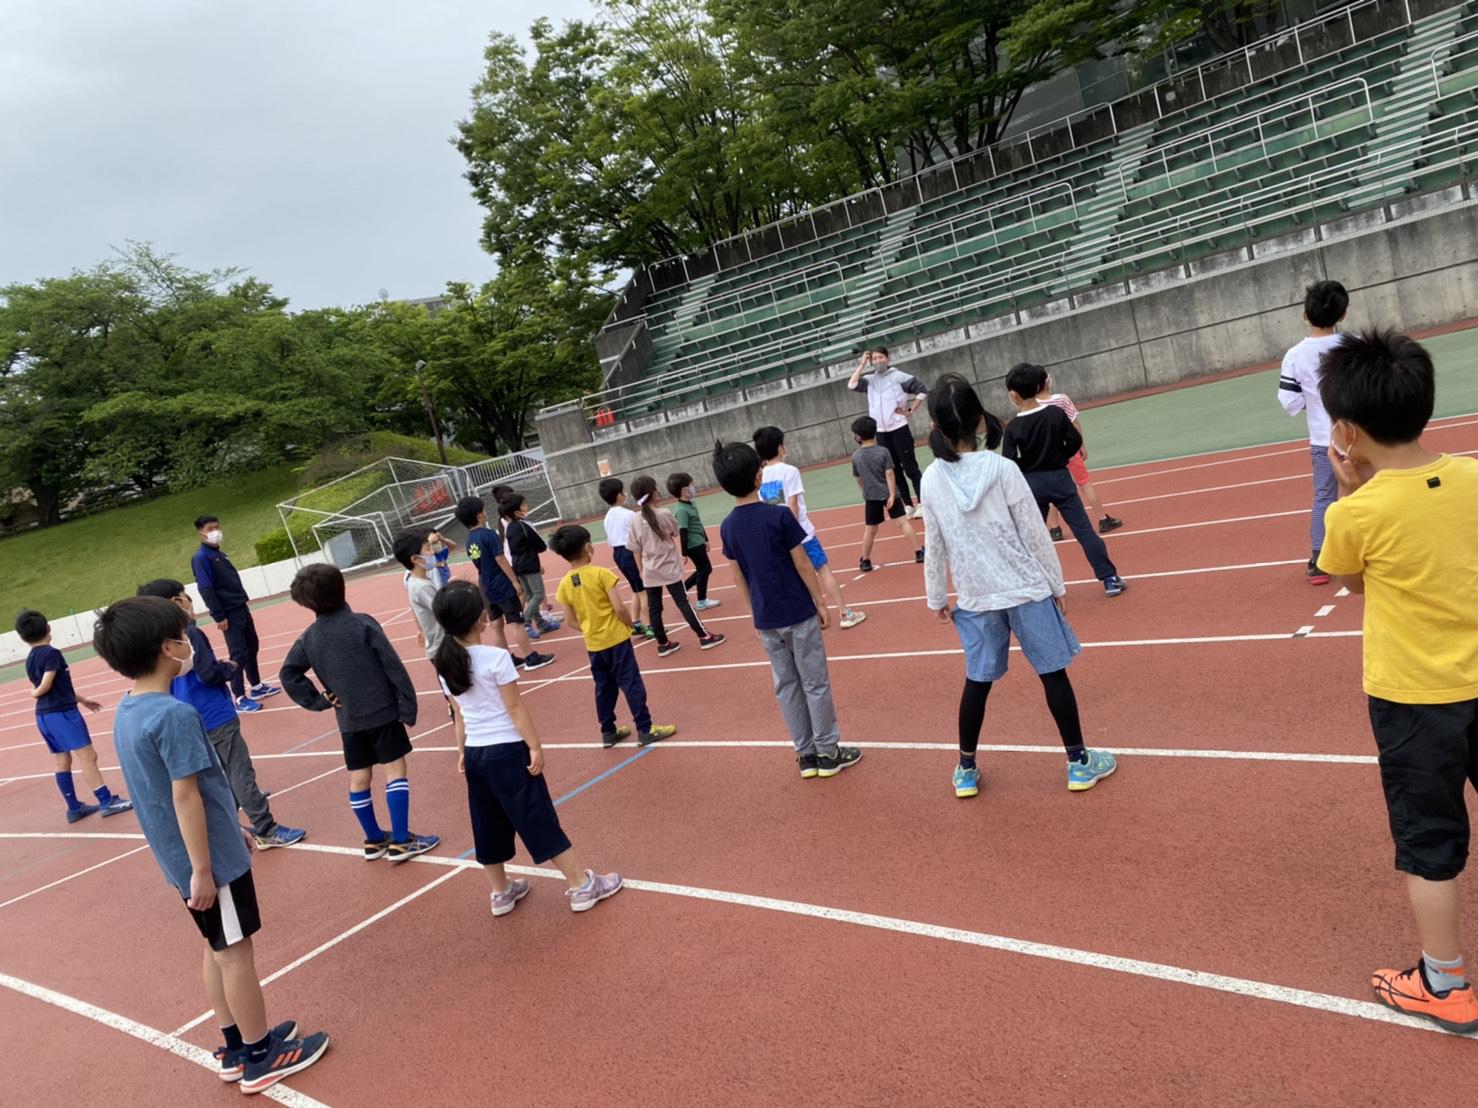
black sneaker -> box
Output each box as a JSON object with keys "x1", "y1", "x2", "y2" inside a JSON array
[
  {"x1": 240, "y1": 1031, "x2": 331, "y2": 1095},
  {"x1": 363, "y1": 835, "x2": 391, "y2": 861},
  {"x1": 1099, "y1": 516, "x2": 1123, "y2": 534},
  {"x1": 699, "y1": 633, "x2": 726, "y2": 650},
  {"x1": 511, "y1": 655, "x2": 527, "y2": 668},
  {"x1": 816, "y1": 746, "x2": 862, "y2": 778},
  {"x1": 602, "y1": 725, "x2": 632, "y2": 749},
  {"x1": 523, "y1": 652, "x2": 556, "y2": 671},
  {"x1": 915, "y1": 548, "x2": 925, "y2": 564},
  {"x1": 1049, "y1": 527, "x2": 1064, "y2": 542},
  {"x1": 657, "y1": 641, "x2": 682, "y2": 658},
  {"x1": 858, "y1": 558, "x2": 874, "y2": 572},
  {"x1": 798, "y1": 754, "x2": 820, "y2": 779}
]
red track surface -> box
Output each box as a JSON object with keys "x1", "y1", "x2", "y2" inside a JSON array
[{"x1": 4, "y1": 418, "x2": 1478, "y2": 1106}]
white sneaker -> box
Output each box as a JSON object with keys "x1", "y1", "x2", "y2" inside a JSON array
[
  {"x1": 839, "y1": 609, "x2": 867, "y2": 629},
  {"x1": 903, "y1": 504, "x2": 917, "y2": 519}
]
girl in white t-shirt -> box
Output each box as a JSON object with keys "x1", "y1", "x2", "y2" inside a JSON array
[{"x1": 432, "y1": 580, "x2": 623, "y2": 917}]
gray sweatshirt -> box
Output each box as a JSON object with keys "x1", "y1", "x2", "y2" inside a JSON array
[{"x1": 281, "y1": 607, "x2": 419, "y2": 732}]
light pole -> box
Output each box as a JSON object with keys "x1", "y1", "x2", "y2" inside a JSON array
[{"x1": 414, "y1": 359, "x2": 448, "y2": 466}]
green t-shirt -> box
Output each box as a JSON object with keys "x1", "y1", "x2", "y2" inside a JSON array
[{"x1": 672, "y1": 499, "x2": 706, "y2": 551}]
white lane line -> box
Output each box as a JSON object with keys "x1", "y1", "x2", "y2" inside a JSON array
[
  {"x1": 0, "y1": 972, "x2": 328, "y2": 1107},
  {"x1": 1314, "y1": 606, "x2": 1336, "y2": 618},
  {"x1": 1336, "y1": 588, "x2": 1351, "y2": 598},
  {"x1": 0, "y1": 845, "x2": 151, "y2": 911},
  {"x1": 1294, "y1": 626, "x2": 1314, "y2": 637},
  {"x1": 265, "y1": 765, "x2": 343, "y2": 799},
  {"x1": 0, "y1": 740, "x2": 44, "y2": 752}
]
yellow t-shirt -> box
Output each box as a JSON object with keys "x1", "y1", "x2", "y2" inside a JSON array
[
  {"x1": 554, "y1": 565, "x2": 632, "y2": 653},
  {"x1": 1318, "y1": 455, "x2": 1478, "y2": 703}
]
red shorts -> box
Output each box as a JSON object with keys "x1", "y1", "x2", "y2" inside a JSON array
[{"x1": 1067, "y1": 452, "x2": 1090, "y2": 486}]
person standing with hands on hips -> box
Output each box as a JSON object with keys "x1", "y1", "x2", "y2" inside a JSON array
[
  {"x1": 848, "y1": 347, "x2": 927, "y2": 516},
  {"x1": 191, "y1": 514, "x2": 279, "y2": 713}
]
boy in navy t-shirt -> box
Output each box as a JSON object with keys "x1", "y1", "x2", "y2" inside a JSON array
[
  {"x1": 454, "y1": 496, "x2": 555, "y2": 671},
  {"x1": 15, "y1": 609, "x2": 132, "y2": 823},
  {"x1": 714, "y1": 441, "x2": 862, "y2": 780}
]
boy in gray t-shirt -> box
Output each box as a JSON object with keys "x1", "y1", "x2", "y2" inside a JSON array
[{"x1": 850, "y1": 416, "x2": 923, "y2": 572}]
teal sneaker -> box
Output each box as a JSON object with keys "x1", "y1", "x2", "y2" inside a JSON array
[
  {"x1": 952, "y1": 764, "x2": 980, "y2": 798},
  {"x1": 1067, "y1": 749, "x2": 1117, "y2": 792}
]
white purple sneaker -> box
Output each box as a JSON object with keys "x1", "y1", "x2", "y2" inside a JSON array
[
  {"x1": 567, "y1": 870, "x2": 623, "y2": 913},
  {"x1": 491, "y1": 878, "x2": 530, "y2": 917}
]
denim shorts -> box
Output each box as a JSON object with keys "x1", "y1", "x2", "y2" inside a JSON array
[
  {"x1": 801, "y1": 536, "x2": 828, "y2": 569},
  {"x1": 952, "y1": 597, "x2": 1080, "y2": 682}
]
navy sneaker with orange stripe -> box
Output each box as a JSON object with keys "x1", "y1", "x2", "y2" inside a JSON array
[
  {"x1": 1370, "y1": 962, "x2": 1478, "y2": 1033},
  {"x1": 214, "y1": 1020, "x2": 297, "y2": 1082},
  {"x1": 240, "y1": 1030, "x2": 331, "y2": 1094}
]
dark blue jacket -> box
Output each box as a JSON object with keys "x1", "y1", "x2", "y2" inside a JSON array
[
  {"x1": 192, "y1": 544, "x2": 248, "y2": 621},
  {"x1": 170, "y1": 623, "x2": 238, "y2": 731}
]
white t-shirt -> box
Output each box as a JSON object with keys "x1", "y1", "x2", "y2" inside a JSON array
[
  {"x1": 604, "y1": 504, "x2": 635, "y2": 547},
  {"x1": 1278, "y1": 334, "x2": 1345, "y2": 448},
  {"x1": 439, "y1": 644, "x2": 522, "y2": 747},
  {"x1": 760, "y1": 462, "x2": 814, "y2": 539}
]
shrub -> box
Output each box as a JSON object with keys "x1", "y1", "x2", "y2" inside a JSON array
[{"x1": 254, "y1": 528, "x2": 297, "y2": 564}]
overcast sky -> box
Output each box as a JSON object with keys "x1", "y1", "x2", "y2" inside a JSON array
[{"x1": 0, "y1": 0, "x2": 593, "y2": 310}]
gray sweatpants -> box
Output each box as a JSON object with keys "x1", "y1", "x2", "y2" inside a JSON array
[
  {"x1": 206, "y1": 718, "x2": 274, "y2": 836},
  {"x1": 519, "y1": 572, "x2": 546, "y2": 626},
  {"x1": 756, "y1": 615, "x2": 840, "y2": 758}
]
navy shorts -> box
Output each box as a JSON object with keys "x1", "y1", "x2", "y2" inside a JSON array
[
  {"x1": 611, "y1": 546, "x2": 644, "y2": 592},
  {"x1": 952, "y1": 597, "x2": 1080, "y2": 683},
  {"x1": 464, "y1": 742, "x2": 572, "y2": 866},
  {"x1": 37, "y1": 708, "x2": 92, "y2": 754},
  {"x1": 185, "y1": 870, "x2": 261, "y2": 951}
]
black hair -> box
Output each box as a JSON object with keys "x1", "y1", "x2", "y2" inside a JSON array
[
  {"x1": 194, "y1": 514, "x2": 218, "y2": 531},
  {"x1": 629, "y1": 475, "x2": 671, "y2": 538},
  {"x1": 392, "y1": 529, "x2": 431, "y2": 571},
  {"x1": 549, "y1": 524, "x2": 592, "y2": 562},
  {"x1": 1005, "y1": 362, "x2": 1049, "y2": 399},
  {"x1": 93, "y1": 596, "x2": 188, "y2": 679},
  {"x1": 752, "y1": 425, "x2": 785, "y2": 462},
  {"x1": 1318, "y1": 328, "x2": 1434, "y2": 445},
  {"x1": 598, "y1": 477, "x2": 625, "y2": 506},
  {"x1": 927, "y1": 373, "x2": 1004, "y2": 463},
  {"x1": 851, "y1": 415, "x2": 878, "y2": 440},
  {"x1": 454, "y1": 496, "x2": 484, "y2": 528},
  {"x1": 713, "y1": 439, "x2": 763, "y2": 497},
  {"x1": 497, "y1": 492, "x2": 526, "y2": 519},
  {"x1": 15, "y1": 609, "x2": 49, "y2": 644},
  {"x1": 137, "y1": 578, "x2": 187, "y2": 600},
  {"x1": 666, "y1": 471, "x2": 693, "y2": 498},
  {"x1": 1304, "y1": 280, "x2": 1349, "y2": 330},
  {"x1": 431, "y1": 580, "x2": 486, "y2": 696},
  {"x1": 869, "y1": 345, "x2": 889, "y2": 358},
  {"x1": 290, "y1": 563, "x2": 347, "y2": 615}
]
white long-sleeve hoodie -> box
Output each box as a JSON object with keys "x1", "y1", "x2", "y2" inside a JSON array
[{"x1": 921, "y1": 450, "x2": 1065, "y2": 612}]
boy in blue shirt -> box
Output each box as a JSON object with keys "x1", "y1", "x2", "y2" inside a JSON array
[
  {"x1": 714, "y1": 440, "x2": 862, "y2": 779},
  {"x1": 454, "y1": 496, "x2": 554, "y2": 671},
  {"x1": 16, "y1": 609, "x2": 132, "y2": 823},
  {"x1": 137, "y1": 580, "x2": 306, "y2": 850},
  {"x1": 93, "y1": 595, "x2": 329, "y2": 1092},
  {"x1": 190, "y1": 513, "x2": 280, "y2": 712}
]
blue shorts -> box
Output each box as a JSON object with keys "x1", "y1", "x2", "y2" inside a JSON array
[
  {"x1": 952, "y1": 597, "x2": 1080, "y2": 683},
  {"x1": 801, "y1": 536, "x2": 828, "y2": 569},
  {"x1": 36, "y1": 708, "x2": 92, "y2": 754},
  {"x1": 611, "y1": 546, "x2": 644, "y2": 592}
]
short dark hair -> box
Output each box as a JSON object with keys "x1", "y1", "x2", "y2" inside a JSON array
[
  {"x1": 392, "y1": 529, "x2": 431, "y2": 571},
  {"x1": 851, "y1": 415, "x2": 878, "y2": 440},
  {"x1": 290, "y1": 563, "x2": 347, "y2": 615},
  {"x1": 1005, "y1": 363, "x2": 1049, "y2": 399},
  {"x1": 869, "y1": 345, "x2": 889, "y2": 358},
  {"x1": 666, "y1": 472, "x2": 693, "y2": 498},
  {"x1": 598, "y1": 477, "x2": 624, "y2": 506},
  {"x1": 549, "y1": 524, "x2": 592, "y2": 561},
  {"x1": 713, "y1": 439, "x2": 763, "y2": 497},
  {"x1": 752, "y1": 425, "x2": 785, "y2": 461},
  {"x1": 497, "y1": 493, "x2": 526, "y2": 519},
  {"x1": 15, "y1": 609, "x2": 49, "y2": 644},
  {"x1": 194, "y1": 514, "x2": 218, "y2": 531},
  {"x1": 1304, "y1": 280, "x2": 1349, "y2": 329},
  {"x1": 94, "y1": 596, "x2": 187, "y2": 679},
  {"x1": 1318, "y1": 329, "x2": 1434, "y2": 445},
  {"x1": 454, "y1": 496, "x2": 484, "y2": 528},
  {"x1": 137, "y1": 578, "x2": 187, "y2": 600}
]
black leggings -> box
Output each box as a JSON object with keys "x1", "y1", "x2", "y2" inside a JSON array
[
  {"x1": 646, "y1": 582, "x2": 708, "y2": 644},
  {"x1": 958, "y1": 671, "x2": 1084, "y2": 754},
  {"x1": 683, "y1": 545, "x2": 713, "y2": 602}
]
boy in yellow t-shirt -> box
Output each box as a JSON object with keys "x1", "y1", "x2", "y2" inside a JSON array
[
  {"x1": 1316, "y1": 329, "x2": 1478, "y2": 1034},
  {"x1": 551, "y1": 525, "x2": 677, "y2": 750}
]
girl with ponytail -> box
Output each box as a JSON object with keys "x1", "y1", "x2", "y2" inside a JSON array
[
  {"x1": 920, "y1": 373, "x2": 1119, "y2": 799},
  {"x1": 625, "y1": 475, "x2": 727, "y2": 657},
  {"x1": 431, "y1": 580, "x2": 624, "y2": 916}
]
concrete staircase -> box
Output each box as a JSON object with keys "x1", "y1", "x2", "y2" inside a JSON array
[
  {"x1": 833, "y1": 206, "x2": 919, "y2": 345},
  {"x1": 1054, "y1": 123, "x2": 1158, "y2": 292}
]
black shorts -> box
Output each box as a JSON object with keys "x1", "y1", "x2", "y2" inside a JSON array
[
  {"x1": 464, "y1": 742, "x2": 572, "y2": 865},
  {"x1": 185, "y1": 871, "x2": 261, "y2": 951},
  {"x1": 488, "y1": 592, "x2": 525, "y2": 625},
  {"x1": 864, "y1": 498, "x2": 906, "y2": 526},
  {"x1": 611, "y1": 546, "x2": 644, "y2": 593},
  {"x1": 1369, "y1": 696, "x2": 1478, "y2": 881},
  {"x1": 341, "y1": 720, "x2": 414, "y2": 772}
]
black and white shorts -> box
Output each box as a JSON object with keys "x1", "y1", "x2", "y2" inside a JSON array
[{"x1": 185, "y1": 871, "x2": 262, "y2": 951}]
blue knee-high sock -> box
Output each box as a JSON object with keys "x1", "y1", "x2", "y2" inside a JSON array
[
  {"x1": 55, "y1": 773, "x2": 81, "y2": 810},
  {"x1": 349, "y1": 789, "x2": 383, "y2": 840},
  {"x1": 93, "y1": 784, "x2": 113, "y2": 805},
  {"x1": 386, "y1": 778, "x2": 410, "y2": 844}
]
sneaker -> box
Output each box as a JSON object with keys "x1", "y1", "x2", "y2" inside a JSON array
[
  {"x1": 1371, "y1": 963, "x2": 1478, "y2": 1033},
  {"x1": 952, "y1": 764, "x2": 980, "y2": 798},
  {"x1": 638, "y1": 724, "x2": 677, "y2": 747},
  {"x1": 363, "y1": 834, "x2": 392, "y2": 861},
  {"x1": 839, "y1": 609, "x2": 866, "y2": 629},
  {"x1": 1307, "y1": 559, "x2": 1331, "y2": 586},
  {"x1": 525, "y1": 623, "x2": 542, "y2": 641},
  {"x1": 699, "y1": 633, "x2": 726, "y2": 650},
  {"x1": 491, "y1": 878, "x2": 530, "y2": 917},
  {"x1": 215, "y1": 1020, "x2": 297, "y2": 1082},
  {"x1": 255, "y1": 825, "x2": 306, "y2": 850},
  {"x1": 798, "y1": 754, "x2": 820, "y2": 779},
  {"x1": 522, "y1": 652, "x2": 556, "y2": 671},
  {"x1": 537, "y1": 620, "x2": 561, "y2": 634},
  {"x1": 904, "y1": 504, "x2": 918, "y2": 519},
  {"x1": 1049, "y1": 526, "x2": 1064, "y2": 542},
  {"x1": 632, "y1": 622, "x2": 646, "y2": 637},
  {"x1": 602, "y1": 725, "x2": 632, "y2": 749},
  {"x1": 656, "y1": 641, "x2": 682, "y2": 658},
  {"x1": 567, "y1": 870, "x2": 623, "y2": 913},
  {"x1": 240, "y1": 1031, "x2": 331, "y2": 1095},
  {"x1": 248, "y1": 683, "x2": 281, "y2": 700},
  {"x1": 99, "y1": 795, "x2": 134, "y2": 818},
  {"x1": 386, "y1": 833, "x2": 440, "y2": 864},
  {"x1": 1098, "y1": 516, "x2": 1123, "y2": 534},
  {"x1": 65, "y1": 803, "x2": 100, "y2": 824},
  {"x1": 858, "y1": 558, "x2": 874, "y2": 573},
  {"x1": 236, "y1": 697, "x2": 263, "y2": 713},
  {"x1": 1067, "y1": 749, "x2": 1118, "y2": 792},
  {"x1": 1103, "y1": 576, "x2": 1128, "y2": 597},
  {"x1": 915, "y1": 549, "x2": 925, "y2": 564},
  {"x1": 816, "y1": 746, "x2": 862, "y2": 777},
  {"x1": 695, "y1": 599, "x2": 721, "y2": 611}
]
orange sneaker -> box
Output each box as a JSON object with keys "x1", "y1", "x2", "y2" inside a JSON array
[{"x1": 1370, "y1": 963, "x2": 1478, "y2": 1033}]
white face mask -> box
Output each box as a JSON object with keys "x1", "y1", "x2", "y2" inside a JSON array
[
  {"x1": 169, "y1": 637, "x2": 194, "y2": 674},
  {"x1": 415, "y1": 554, "x2": 437, "y2": 570},
  {"x1": 1331, "y1": 420, "x2": 1357, "y2": 460},
  {"x1": 203, "y1": 529, "x2": 223, "y2": 547}
]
